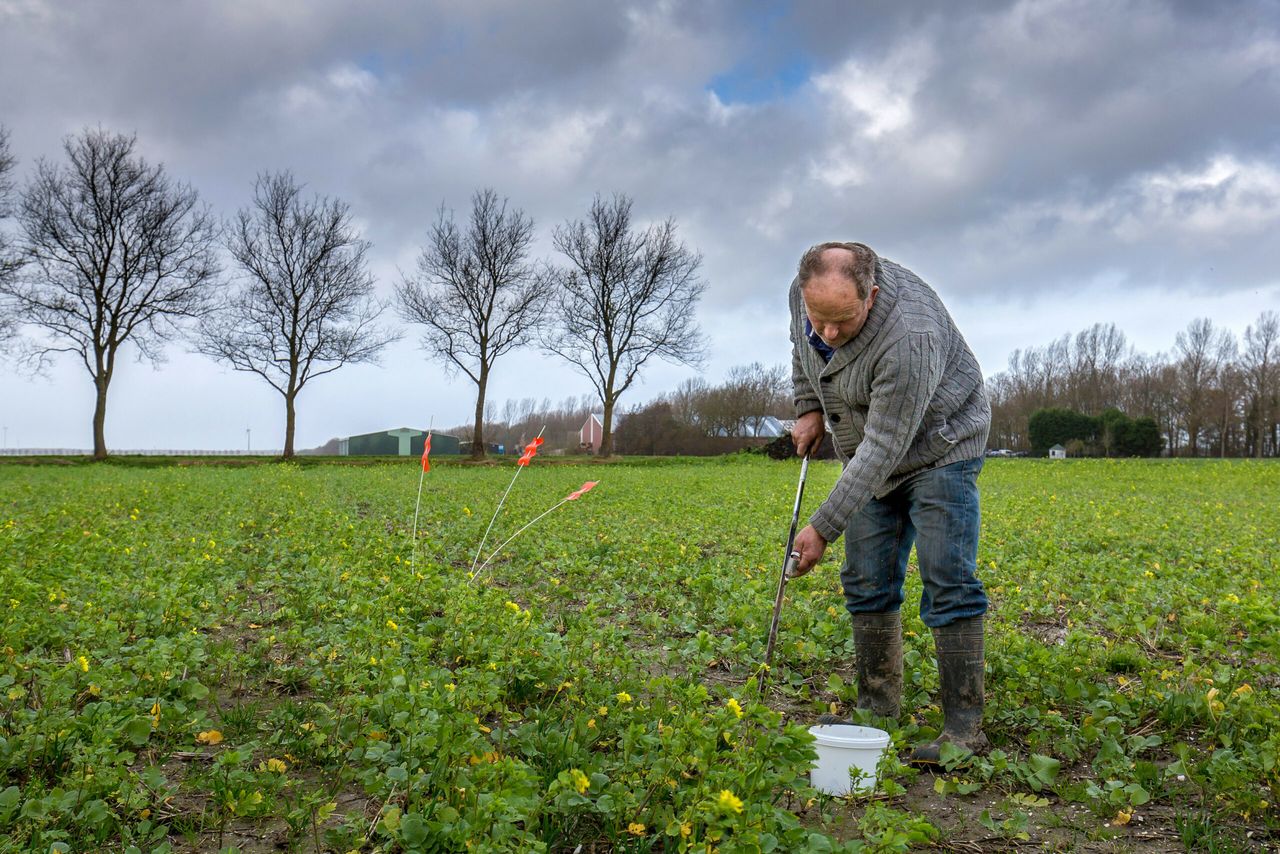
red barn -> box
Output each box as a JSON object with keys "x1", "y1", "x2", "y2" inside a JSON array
[{"x1": 579, "y1": 412, "x2": 603, "y2": 452}]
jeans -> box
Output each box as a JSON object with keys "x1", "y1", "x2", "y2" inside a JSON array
[{"x1": 839, "y1": 457, "x2": 987, "y2": 629}]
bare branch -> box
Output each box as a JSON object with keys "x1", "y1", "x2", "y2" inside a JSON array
[
  {"x1": 543, "y1": 193, "x2": 706, "y2": 456},
  {"x1": 195, "y1": 171, "x2": 398, "y2": 458},
  {"x1": 396, "y1": 188, "x2": 551, "y2": 458},
  {"x1": 0, "y1": 127, "x2": 220, "y2": 457},
  {"x1": 0, "y1": 125, "x2": 19, "y2": 348}
]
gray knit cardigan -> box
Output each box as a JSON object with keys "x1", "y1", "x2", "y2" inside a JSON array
[{"x1": 790, "y1": 257, "x2": 991, "y2": 542}]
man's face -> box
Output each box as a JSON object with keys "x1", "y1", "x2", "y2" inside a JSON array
[{"x1": 802, "y1": 271, "x2": 878, "y2": 349}]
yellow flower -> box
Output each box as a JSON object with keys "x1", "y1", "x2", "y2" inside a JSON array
[
  {"x1": 265, "y1": 758, "x2": 287, "y2": 773},
  {"x1": 597, "y1": 706, "x2": 608, "y2": 716},
  {"x1": 717, "y1": 790, "x2": 744, "y2": 813},
  {"x1": 616, "y1": 691, "x2": 632, "y2": 704},
  {"x1": 1113, "y1": 809, "x2": 1133, "y2": 826},
  {"x1": 196, "y1": 730, "x2": 223, "y2": 745},
  {"x1": 76, "y1": 655, "x2": 89, "y2": 672},
  {"x1": 587, "y1": 718, "x2": 596, "y2": 729},
  {"x1": 1233, "y1": 683, "x2": 1253, "y2": 697},
  {"x1": 680, "y1": 822, "x2": 692, "y2": 837},
  {"x1": 627, "y1": 822, "x2": 646, "y2": 836},
  {"x1": 570, "y1": 769, "x2": 590, "y2": 794},
  {"x1": 464, "y1": 506, "x2": 472, "y2": 516},
  {"x1": 726, "y1": 698, "x2": 743, "y2": 719},
  {"x1": 386, "y1": 619, "x2": 398, "y2": 631},
  {"x1": 1206, "y1": 687, "x2": 1225, "y2": 715}
]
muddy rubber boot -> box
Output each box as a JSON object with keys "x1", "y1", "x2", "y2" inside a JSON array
[
  {"x1": 817, "y1": 611, "x2": 903, "y2": 725},
  {"x1": 910, "y1": 615, "x2": 988, "y2": 764},
  {"x1": 851, "y1": 611, "x2": 903, "y2": 719}
]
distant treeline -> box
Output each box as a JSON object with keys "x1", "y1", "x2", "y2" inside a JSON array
[
  {"x1": 431, "y1": 363, "x2": 793, "y2": 457},
  {"x1": 988, "y1": 318, "x2": 1279, "y2": 457}
]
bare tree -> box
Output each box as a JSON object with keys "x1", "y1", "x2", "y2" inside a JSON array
[
  {"x1": 2, "y1": 128, "x2": 218, "y2": 459},
  {"x1": 1173, "y1": 318, "x2": 1234, "y2": 456},
  {"x1": 545, "y1": 194, "x2": 706, "y2": 456},
  {"x1": 197, "y1": 172, "x2": 396, "y2": 459},
  {"x1": 1241, "y1": 310, "x2": 1280, "y2": 457},
  {"x1": 726, "y1": 362, "x2": 789, "y2": 434},
  {"x1": 682, "y1": 363, "x2": 790, "y2": 437},
  {"x1": 0, "y1": 126, "x2": 18, "y2": 345},
  {"x1": 668, "y1": 377, "x2": 709, "y2": 427},
  {"x1": 397, "y1": 189, "x2": 550, "y2": 460},
  {"x1": 1068, "y1": 323, "x2": 1128, "y2": 414}
]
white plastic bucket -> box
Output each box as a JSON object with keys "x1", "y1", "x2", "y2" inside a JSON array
[{"x1": 808, "y1": 724, "x2": 891, "y2": 795}]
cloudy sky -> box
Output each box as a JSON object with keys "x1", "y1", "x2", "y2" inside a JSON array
[{"x1": 2, "y1": 0, "x2": 1278, "y2": 451}]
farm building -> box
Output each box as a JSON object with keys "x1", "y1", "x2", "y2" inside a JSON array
[
  {"x1": 580, "y1": 413, "x2": 604, "y2": 452},
  {"x1": 712, "y1": 415, "x2": 789, "y2": 438},
  {"x1": 1049, "y1": 443, "x2": 1067, "y2": 459},
  {"x1": 338, "y1": 428, "x2": 461, "y2": 457}
]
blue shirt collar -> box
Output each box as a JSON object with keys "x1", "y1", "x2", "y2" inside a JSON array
[{"x1": 804, "y1": 317, "x2": 835, "y2": 363}]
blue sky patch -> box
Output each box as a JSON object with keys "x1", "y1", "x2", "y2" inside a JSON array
[{"x1": 709, "y1": 55, "x2": 812, "y2": 104}]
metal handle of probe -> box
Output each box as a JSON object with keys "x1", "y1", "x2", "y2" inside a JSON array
[
  {"x1": 783, "y1": 550, "x2": 801, "y2": 579},
  {"x1": 759, "y1": 454, "x2": 811, "y2": 693}
]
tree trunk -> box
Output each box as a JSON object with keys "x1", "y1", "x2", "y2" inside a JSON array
[
  {"x1": 283, "y1": 392, "x2": 297, "y2": 459},
  {"x1": 1258, "y1": 385, "x2": 1269, "y2": 459},
  {"x1": 1220, "y1": 401, "x2": 1229, "y2": 458},
  {"x1": 599, "y1": 398, "x2": 615, "y2": 458},
  {"x1": 91, "y1": 373, "x2": 110, "y2": 460},
  {"x1": 471, "y1": 369, "x2": 488, "y2": 460}
]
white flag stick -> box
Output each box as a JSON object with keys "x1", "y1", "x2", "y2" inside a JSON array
[
  {"x1": 468, "y1": 424, "x2": 545, "y2": 575},
  {"x1": 409, "y1": 419, "x2": 433, "y2": 571},
  {"x1": 470, "y1": 481, "x2": 598, "y2": 584}
]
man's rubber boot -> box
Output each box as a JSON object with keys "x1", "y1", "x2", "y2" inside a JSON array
[
  {"x1": 818, "y1": 611, "x2": 903, "y2": 725},
  {"x1": 910, "y1": 615, "x2": 989, "y2": 764}
]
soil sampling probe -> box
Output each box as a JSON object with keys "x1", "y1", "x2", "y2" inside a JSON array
[{"x1": 758, "y1": 453, "x2": 810, "y2": 694}]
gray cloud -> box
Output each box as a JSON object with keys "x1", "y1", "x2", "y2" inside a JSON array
[{"x1": 1, "y1": 0, "x2": 1277, "y2": 448}]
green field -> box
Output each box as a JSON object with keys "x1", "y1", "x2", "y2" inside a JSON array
[{"x1": 2, "y1": 458, "x2": 1278, "y2": 852}]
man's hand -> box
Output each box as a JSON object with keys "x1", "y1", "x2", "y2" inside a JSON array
[
  {"x1": 792, "y1": 410, "x2": 826, "y2": 457},
  {"x1": 788, "y1": 525, "x2": 828, "y2": 578}
]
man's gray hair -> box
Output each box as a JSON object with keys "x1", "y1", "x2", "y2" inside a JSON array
[{"x1": 797, "y1": 242, "x2": 878, "y2": 299}]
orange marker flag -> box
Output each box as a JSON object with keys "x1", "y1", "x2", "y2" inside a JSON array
[
  {"x1": 410, "y1": 422, "x2": 434, "y2": 571},
  {"x1": 517, "y1": 436, "x2": 545, "y2": 466},
  {"x1": 566, "y1": 481, "x2": 597, "y2": 500}
]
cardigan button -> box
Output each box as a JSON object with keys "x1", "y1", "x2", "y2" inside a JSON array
[{"x1": 830, "y1": 413, "x2": 842, "y2": 423}]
